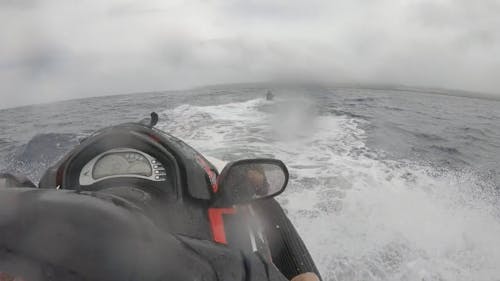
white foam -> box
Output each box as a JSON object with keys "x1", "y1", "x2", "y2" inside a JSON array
[{"x1": 158, "y1": 97, "x2": 500, "y2": 281}]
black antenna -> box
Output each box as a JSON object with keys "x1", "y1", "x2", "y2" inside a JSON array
[
  {"x1": 139, "y1": 112, "x2": 159, "y2": 127},
  {"x1": 149, "y1": 112, "x2": 158, "y2": 127}
]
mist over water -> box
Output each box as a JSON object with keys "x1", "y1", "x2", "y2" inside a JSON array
[{"x1": 1, "y1": 84, "x2": 499, "y2": 280}]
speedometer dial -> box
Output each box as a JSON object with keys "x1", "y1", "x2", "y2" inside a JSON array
[
  {"x1": 92, "y1": 152, "x2": 153, "y2": 180},
  {"x1": 125, "y1": 153, "x2": 152, "y2": 176},
  {"x1": 79, "y1": 148, "x2": 165, "y2": 185},
  {"x1": 93, "y1": 154, "x2": 130, "y2": 179}
]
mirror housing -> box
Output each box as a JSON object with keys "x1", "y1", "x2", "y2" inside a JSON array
[{"x1": 215, "y1": 159, "x2": 289, "y2": 206}]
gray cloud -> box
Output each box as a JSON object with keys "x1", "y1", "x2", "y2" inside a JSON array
[
  {"x1": 0, "y1": 0, "x2": 40, "y2": 9},
  {"x1": 1, "y1": 0, "x2": 499, "y2": 108}
]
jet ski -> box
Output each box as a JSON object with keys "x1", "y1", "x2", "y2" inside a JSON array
[
  {"x1": 266, "y1": 90, "x2": 274, "y2": 101},
  {"x1": 0, "y1": 113, "x2": 319, "y2": 281}
]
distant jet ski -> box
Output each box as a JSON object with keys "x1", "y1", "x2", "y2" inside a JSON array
[
  {"x1": 266, "y1": 90, "x2": 274, "y2": 101},
  {"x1": 0, "y1": 113, "x2": 319, "y2": 281}
]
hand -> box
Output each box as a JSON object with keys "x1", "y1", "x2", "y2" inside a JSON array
[{"x1": 291, "y1": 272, "x2": 320, "y2": 281}]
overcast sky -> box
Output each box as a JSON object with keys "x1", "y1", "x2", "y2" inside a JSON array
[{"x1": 1, "y1": 0, "x2": 499, "y2": 108}]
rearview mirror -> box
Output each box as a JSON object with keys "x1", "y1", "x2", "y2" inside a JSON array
[{"x1": 215, "y1": 159, "x2": 289, "y2": 205}]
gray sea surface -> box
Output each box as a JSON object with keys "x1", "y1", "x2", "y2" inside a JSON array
[{"x1": 1, "y1": 84, "x2": 499, "y2": 281}]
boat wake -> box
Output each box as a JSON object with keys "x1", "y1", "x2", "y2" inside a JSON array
[{"x1": 159, "y1": 97, "x2": 500, "y2": 281}]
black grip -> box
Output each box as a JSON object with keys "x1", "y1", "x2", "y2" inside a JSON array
[{"x1": 253, "y1": 198, "x2": 322, "y2": 281}]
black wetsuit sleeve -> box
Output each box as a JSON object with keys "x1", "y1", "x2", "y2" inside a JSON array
[{"x1": 254, "y1": 198, "x2": 321, "y2": 280}]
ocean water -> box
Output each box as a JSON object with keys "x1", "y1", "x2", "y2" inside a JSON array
[{"x1": 1, "y1": 84, "x2": 499, "y2": 281}]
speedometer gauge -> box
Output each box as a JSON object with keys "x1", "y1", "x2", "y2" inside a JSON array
[
  {"x1": 93, "y1": 152, "x2": 153, "y2": 179},
  {"x1": 125, "y1": 152, "x2": 152, "y2": 176},
  {"x1": 79, "y1": 148, "x2": 166, "y2": 185},
  {"x1": 93, "y1": 154, "x2": 130, "y2": 179}
]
